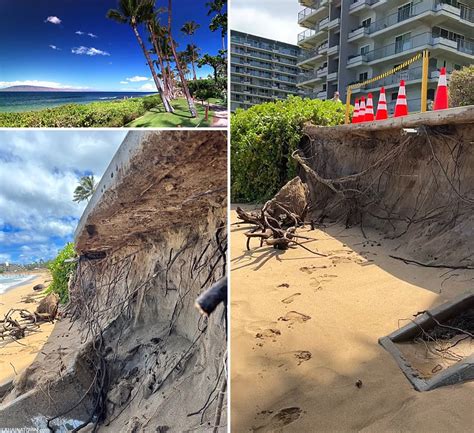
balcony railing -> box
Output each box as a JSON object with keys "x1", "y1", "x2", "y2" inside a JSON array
[
  {"x1": 358, "y1": 32, "x2": 474, "y2": 64},
  {"x1": 297, "y1": 71, "x2": 322, "y2": 84},
  {"x1": 363, "y1": 0, "x2": 474, "y2": 35},
  {"x1": 297, "y1": 42, "x2": 328, "y2": 62}
]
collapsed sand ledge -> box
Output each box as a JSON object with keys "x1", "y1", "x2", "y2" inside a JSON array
[
  {"x1": 0, "y1": 131, "x2": 228, "y2": 432},
  {"x1": 299, "y1": 105, "x2": 474, "y2": 266}
]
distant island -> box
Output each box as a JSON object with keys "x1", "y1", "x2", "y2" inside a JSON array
[{"x1": 0, "y1": 85, "x2": 86, "y2": 92}]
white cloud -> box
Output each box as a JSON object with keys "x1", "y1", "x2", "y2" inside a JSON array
[
  {"x1": 231, "y1": 0, "x2": 300, "y2": 45},
  {"x1": 0, "y1": 80, "x2": 88, "y2": 90},
  {"x1": 120, "y1": 81, "x2": 129, "y2": 84},
  {"x1": 0, "y1": 131, "x2": 127, "y2": 263},
  {"x1": 88, "y1": 33, "x2": 98, "y2": 38},
  {"x1": 72, "y1": 46, "x2": 110, "y2": 56},
  {"x1": 45, "y1": 16, "x2": 62, "y2": 25},
  {"x1": 49, "y1": 45, "x2": 61, "y2": 50},
  {"x1": 126, "y1": 76, "x2": 149, "y2": 82},
  {"x1": 75, "y1": 30, "x2": 85, "y2": 35},
  {"x1": 139, "y1": 83, "x2": 154, "y2": 91}
]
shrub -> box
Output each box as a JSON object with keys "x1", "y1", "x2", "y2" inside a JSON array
[
  {"x1": 0, "y1": 97, "x2": 151, "y2": 128},
  {"x1": 188, "y1": 79, "x2": 224, "y2": 103},
  {"x1": 231, "y1": 96, "x2": 347, "y2": 203},
  {"x1": 449, "y1": 65, "x2": 474, "y2": 107},
  {"x1": 142, "y1": 95, "x2": 163, "y2": 111},
  {"x1": 47, "y1": 243, "x2": 77, "y2": 303}
]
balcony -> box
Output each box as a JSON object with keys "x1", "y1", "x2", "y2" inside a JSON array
[
  {"x1": 347, "y1": 53, "x2": 369, "y2": 68},
  {"x1": 327, "y1": 17, "x2": 340, "y2": 30},
  {"x1": 319, "y1": 17, "x2": 330, "y2": 30},
  {"x1": 327, "y1": 71, "x2": 338, "y2": 81},
  {"x1": 298, "y1": 1, "x2": 330, "y2": 27},
  {"x1": 348, "y1": 26, "x2": 369, "y2": 41},
  {"x1": 297, "y1": 21, "x2": 329, "y2": 47},
  {"x1": 366, "y1": 0, "x2": 473, "y2": 38},
  {"x1": 327, "y1": 44, "x2": 339, "y2": 56},
  {"x1": 361, "y1": 32, "x2": 474, "y2": 66},
  {"x1": 297, "y1": 71, "x2": 322, "y2": 85},
  {"x1": 317, "y1": 90, "x2": 328, "y2": 99},
  {"x1": 317, "y1": 67, "x2": 328, "y2": 78},
  {"x1": 297, "y1": 42, "x2": 328, "y2": 66},
  {"x1": 349, "y1": 0, "x2": 376, "y2": 14}
]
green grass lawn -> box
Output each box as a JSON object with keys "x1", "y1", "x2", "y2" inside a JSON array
[{"x1": 127, "y1": 98, "x2": 219, "y2": 127}]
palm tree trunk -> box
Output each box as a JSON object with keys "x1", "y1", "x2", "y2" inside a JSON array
[
  {"x1": 168, "y1": 0, "x2": 197, "y2": 118},
  {"x1": 191, "y1": 56, "x2": 197, "y2": 80},
  {"x1": 165, "y1": 61, "x2": 175, "y2": 98},
  {"x1": 221, "y1": 33, "x2": 226, "y2": 51},
  {"x1": 131, "y1": 24, "x2": 173, "y2": 113},
  {"x1": 147, "y1": 22, "x2": 170, "y2": 100}
]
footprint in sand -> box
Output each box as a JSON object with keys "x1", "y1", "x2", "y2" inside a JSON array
[
  {"x1": 278, "y1": 311, "x2": 311, "y2": 328},
  {"x1": 255, "y1": 328, "x2": 281, "y2": 347},
  {"x1": 281, "y1": 293, "x2": 301, "y2": 304},
  {"x1": 253, "y1": 407, "x2": 303, "y2": 432},
  {"x1": 299, "y1": 265, "x2": 328, "y2": 275},
  {"x1": 294, "y1": 350, "x2": 312, "y2": 365}
]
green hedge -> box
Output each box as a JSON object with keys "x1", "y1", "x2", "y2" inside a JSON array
[
  {"x1": 231, "y1": 96, "x2": 347, "y2": 203},
  {"x1": 0, "y1": 95, "x2": 162, "y2": 128},
  {"x1": 449, "y1": 65, "x2": 474, "y2": 107},
  {"x1": 47, "y1": 242, "x2": 77, "y2": 303}
]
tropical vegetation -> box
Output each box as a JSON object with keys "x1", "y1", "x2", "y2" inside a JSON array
[
  {"x1": 106, "y1": 0, "x2": 227, "y2": 120},
  {"x1": 47, "y1": 242, "x2": 77, "y2": 303},
  {"x1": 449, "y1": 65, "x2": 474, "y2": 107},
  {"x1": 231, "y1": 96, "x2": 347, "y2": 203},
  {"x1": 73, "y1": 175, "x2": 97, "y2": 203}
]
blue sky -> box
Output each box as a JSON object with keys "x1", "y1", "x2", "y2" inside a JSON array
[
  {"x1": 0, "y1": 0, "x2": 226, "y2": 91},
  {"x1": 0, "y1": 132, "x2": 126, "y2": 264}
]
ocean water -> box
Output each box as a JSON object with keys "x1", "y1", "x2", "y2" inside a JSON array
[
  {"x1": 0, "y1": 274, "x2": 36, "y2": 294},
  {"x1": 0, "y1": 91, "x2": 155, "y2": 113}
]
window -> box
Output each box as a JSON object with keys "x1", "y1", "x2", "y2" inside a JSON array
[
  {"x1": 360, "y1": 45, "x2": 370, "y2": 55},
  {"x1": 361, "y1": 18, "x2": 371, "y2": 28},
  {"x1": 397, "y1": 3, "x2": 413, "y2": 22},
  {"x1": 395, "y1": 33, "x2": 411, "y2": 53},
  {"x1": 391, "y1": 92, "x2": 398, "y2": 101},
  {"x1": 359, "y1": 72, "x2": 368, "y2": 82}
]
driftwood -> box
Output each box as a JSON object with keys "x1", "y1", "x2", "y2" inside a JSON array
[
  {"x1": 195, "y1": 276, "x2": 227, "y2": 316},
  {"x1": 236, "y1": 179, "x2": 325, "y2": 256},
  {"x1": 0, "y1": 293, "x2": 59, "y2": 342}
]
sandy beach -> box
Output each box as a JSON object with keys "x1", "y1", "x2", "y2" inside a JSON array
[
  {"x1": 0, "y1": 271, "x2": 54, "y2": 385},
  {"x1": 230, "y1": 207, "x2": 474, "y2": 432}
]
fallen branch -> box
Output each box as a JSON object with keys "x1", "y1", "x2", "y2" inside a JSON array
[{"x1": 389, "y1": 255, "x2": 474, "y2": 270}]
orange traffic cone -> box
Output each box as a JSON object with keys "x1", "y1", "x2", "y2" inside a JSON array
[
  {"x1": 434, "y1": 67, "x2": 449, "y2": 110},
  {"x1": 359, "y1": 97, "x2": 366, "y2": 122},
  {"x1": 375, "y1": 87, "x2": 388, "y2": 120},
  {"x1": 352, "y1": 98, "x2": 360, "y2": 124},
  {"x1": 394, "y1": 80, "x2": 408, "y2": 117},
  {"x1": 365, "y1": 93, "x2": 375, "y2": 122}
]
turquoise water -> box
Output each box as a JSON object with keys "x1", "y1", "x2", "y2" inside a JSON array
[
  {"x1": 0, "y1": 274, "x2": 36, "y2": 294},
  {"x1": 0, "y1": 91, "x2": 155, "y2": 113}
]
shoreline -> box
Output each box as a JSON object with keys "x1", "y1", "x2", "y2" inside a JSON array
[
  {"x1": 0, "y1": 274, "x2": 38, "y2": 295},
  {"x1": 0, "y1": 271, "x2": 55, "y2": 386}
]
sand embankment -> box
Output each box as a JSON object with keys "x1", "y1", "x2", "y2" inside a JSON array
[
  {"x1": 230, "y1": 207, "x2": 474, "y2": 432},
  {"x1": 0, "y1": 271, "x2": 54, "y2": 385}
]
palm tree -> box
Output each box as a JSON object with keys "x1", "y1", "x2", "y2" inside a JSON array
[
  {"x1": 185, "y1": 44, "x2": 200, "y2": 80},
  {"x1": 147, "y1": 14, "x2": 171, "y2": 99},
  {"x1": 206, "y1": 0, "x2": 227, "y2": 51},
  {"x1": 167, "y1": 0, "x2": 197, "y2": 118},
  {"x1": 181, "y1": 21, "x2": 201, "y2": 80},
  {"x1": 106, "y1": 0, "x2": 173, "y2": 113},
  {"x1": 73, "y1": 175, "x2": 96, "y2": 203},
  {"x1": 181, "y1": 20, "x2": 200, "y2": 39}
]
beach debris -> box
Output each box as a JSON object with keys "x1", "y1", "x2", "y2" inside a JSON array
[
  {"x1": 0, "y1": 308, "x2": 39, "y2": 341},
  {"x1": 236, "y1": 177, "x2": 325, "y2": 256},
  {"x1": 355, "y1": 379, "x2": 363, "y2": 388},
  {"x1": 35, "y1": 293, "x2": 59, "y2": 321},
  {"x1": 33, "y1": 283, "x2": 46, "y2": 291},
  {"x1": 195, "y1": 276, "x2": 227, "y2": 316}
]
